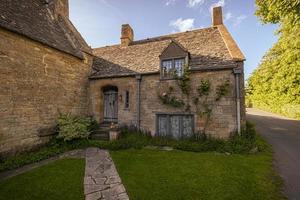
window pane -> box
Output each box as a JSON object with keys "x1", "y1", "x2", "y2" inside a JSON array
[
  {"x1": 162, "y1": 60, "x2": 173, "y2": 78},
  {"x1": 158, "y1": 115, "x2": 168, "y2": 136},
  {"x1": 170, "y1": 115, "x2": 181, "y2": 139},
  {"x1": 174, "y1": 58, "x2": 185, "y2": 77},
  {"x1": 182, "y1": 116, "x2": 193, "y2": 137},
  {"x1": 125, "y1": 91, "x2": 129, "y2": 108},
  {"x1": 157, "y1": 114, "x2": 194, "y2": 139}
]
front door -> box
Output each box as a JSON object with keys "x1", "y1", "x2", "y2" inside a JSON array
[{"x1": 103, "y1": 90, "x2": 118, "y2": 122}]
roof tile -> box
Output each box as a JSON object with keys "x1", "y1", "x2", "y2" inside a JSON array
[
  {"x1": 92, "y1": 27, "x2": 242, "y2": 78},
  {"x1": 0, "y1": 0, "x2": 89, "y2": 59}
]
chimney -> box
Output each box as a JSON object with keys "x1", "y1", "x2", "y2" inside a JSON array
[
  {"x1": 54, "y1": 0, "x2": 69, "y2": 18},
  {"x1": 212, "y1": 6, "x2": 223, "y2": 26},
  {"x1": 121, "y1": 24, "x2": 134, "y2": 46}
]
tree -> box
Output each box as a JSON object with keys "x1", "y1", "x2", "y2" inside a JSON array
[{"x1": 247, "y1": 0, "x2": 300, "y2": 119}]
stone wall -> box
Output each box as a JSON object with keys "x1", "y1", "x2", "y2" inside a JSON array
[
  {"x1": 89, "y1": 68, "x2": 245, "y2": 138},
  {"x1": 89, "y1": 76, "x2": 137, "y2": 126},
  {"x1": 0, "y1": 28, "x2": 92, "y2": 155},
  {"x1": 140, "y1": 70, "x2": 238, "y2": 138}
]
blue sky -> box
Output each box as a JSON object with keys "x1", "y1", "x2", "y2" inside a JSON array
[{"x1": 69, "y1": 0, "x2": 278, "y2": 79}]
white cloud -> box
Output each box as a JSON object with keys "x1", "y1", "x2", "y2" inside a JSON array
[
  {"x1": 233, "y1": 15, "x2": 247, "y2": 26},
  {"x1": 224, "y1": 12, "x2": 232, "y2": 21},
  {"x1": 210, "y1": 0, "x2": 225, "y2": 11},
  {"x1": 170, "y1": 18, "x2": 195, "y2": 32},
  {"x1": 165, "y1": 0, "x2": 176, "y2": 6},
  {"x1": 187, "y1": 0, "x2": 205, "y2": 8},
  {"x1": 213, "y1": 0, "x2": 225, "y2": 7}
]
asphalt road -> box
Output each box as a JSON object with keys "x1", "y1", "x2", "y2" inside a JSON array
[{"x1": 246, "y1": 108, "x2": 300, "y2": 200}]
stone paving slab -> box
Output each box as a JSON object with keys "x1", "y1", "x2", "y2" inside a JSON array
[{"x1": 84, "y1": 148, "x2": 129, "y2": 200}]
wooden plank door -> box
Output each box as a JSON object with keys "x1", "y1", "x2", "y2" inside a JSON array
[{"x1": 104, "y1": 90, "x2": 118, "y2": 122}]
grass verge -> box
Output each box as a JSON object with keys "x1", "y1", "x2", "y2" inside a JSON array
[
  {"x1": 111, "y1": 149, "x2": 285, "y2": 200},
  {"x1": 0, "y1": 158, "x2": 85, "y2": 200}
]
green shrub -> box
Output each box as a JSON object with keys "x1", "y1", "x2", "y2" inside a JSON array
[
  {"x1": 0, "y1": 122, "x2": 265, "y2": 172},
  {"x1": 57, "y1": 114, "x2": 93, "y2": 141},
  {"x1": 88, "y1": 118, "x2": 100, "y2": 132}
]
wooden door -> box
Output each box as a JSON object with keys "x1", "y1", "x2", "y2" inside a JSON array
[{"x1": 103, "y1": 90, "x2": 118, "y2": 122}]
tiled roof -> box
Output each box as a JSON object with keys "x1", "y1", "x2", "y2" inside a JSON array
[
  {"x1": 0, "y1": 0, "x2": 90, "y2": 59},
  {"x1": 91, "y1": 26, "x2": 245, "y2": 78}
]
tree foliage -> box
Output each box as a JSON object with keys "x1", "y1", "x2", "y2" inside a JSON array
[{"x1": 247, "y1": 0, "x2": 300, "y2": 119}]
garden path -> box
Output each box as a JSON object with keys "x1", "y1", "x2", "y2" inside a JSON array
[{"x1": 84, "y1": 147, "x2": 129, "y2": 200}]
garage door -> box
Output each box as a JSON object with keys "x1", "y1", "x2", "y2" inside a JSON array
[{"x1": 156, "y1": 114, "x2": 194, "y2": 139}]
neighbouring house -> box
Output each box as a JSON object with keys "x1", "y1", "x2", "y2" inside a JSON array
[
  {"x1": 0, "y1": 0, "x2": 93, "y2": 155},
  {"x1": 0, "y1": 0, "x2": 245, "y2": 156},
  {"x1": 90, "y1": 7, "x2": 246, "y2": 139}
]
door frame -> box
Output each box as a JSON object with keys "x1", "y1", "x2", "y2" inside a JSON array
[{"x1": 102, "y1": 86, "x2": 118, "y2": 123}]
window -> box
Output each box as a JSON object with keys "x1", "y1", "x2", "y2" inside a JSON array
[
  {"x1": 156, "y1": 114, "x2": 194, "y2": 139},
  {"x1": 125, "y1": 90, "x2": 129, "y2": 109},
  {"x1": 161, "y1": 58, "x2": 185, "y2": 79}
]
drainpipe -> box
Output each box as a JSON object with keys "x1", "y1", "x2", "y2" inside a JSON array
[
  {"x1": 136, "y1": 74, "x2": 142, "y2": 130},
  {"x1": 233, "y1": 67, "x2": 242, "y2": 134}
]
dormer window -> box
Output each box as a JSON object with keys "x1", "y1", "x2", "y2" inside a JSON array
[
  {"x1": 161, "y1": 58, "x2": 185, "y2": 79},
  {"x1": 159, "y1": 40, "x2": 189, "y2": 80}
]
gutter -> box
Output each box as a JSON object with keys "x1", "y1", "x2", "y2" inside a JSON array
[
  {"x1": 233, "y1": 67, "x2": 242, "y2": 134},
  {"x1": 89, "y1": 72, "x2": 159, "y2": 80},
  {"x1": 89, "y1": 65, "x2": 239, "y2": 80},
  {"x1": 136, "y1": 74, "x2": 142, "y2": 130}
]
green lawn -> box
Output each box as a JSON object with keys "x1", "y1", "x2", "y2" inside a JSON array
[
  {"x1": 0, "y1": 158, "x2": 85, "y2": 200},
  {"x1": 111, "y1": 149, "x2": 284, "y2": 200}
]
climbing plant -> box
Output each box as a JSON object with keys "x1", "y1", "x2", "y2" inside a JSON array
[
  {"x1": 158, "y1": 65, "x2": 231, "y2": 134},
  {"x1": 176, "y1": 66, "x2": 191, "y2": 95},
  {"x1": 193, "y1": 80, "x2": 230, "y2": 134},
  {"x1": 158, "y1": 86, "x2": 185, "y2": 108},
  {"x1": 216, "y1": 80, "x2": 230, "y2": 101}
]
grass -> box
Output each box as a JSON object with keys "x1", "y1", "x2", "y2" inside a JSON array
[
  {"x1": 0, "y1": 159, "x2": 85, "y2": 200},
  {"x1": 111, "y1": 149, "x2": 285, "y2": 200}
]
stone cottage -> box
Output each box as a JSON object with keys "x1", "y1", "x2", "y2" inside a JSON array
[
  {"x1": 0, "y1": 0, "x2": 245, "y2": 155},
  {"x1": 90, "y1": 7, "x2": 245, "y2": 139},
  {"x1": 0, "y1": 0, "x2": 93, "y2": 155}
]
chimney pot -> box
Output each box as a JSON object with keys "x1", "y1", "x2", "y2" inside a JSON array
[
  {"x1": 121, "y1": 24, "x2": 134, "y2": 46},
  {"x1": 212, "y1": 6, "x2": 223, "y2": 26}
]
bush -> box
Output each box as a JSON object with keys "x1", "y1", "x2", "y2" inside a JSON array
[
  {"x1": 0, "y1": 122, "x2": 265, "y2": 172},
  {"x1": 88, "y1": 118, "x2": 100, "y2": 132},
  {"x1": 57, "y1": 114, "x2": 93, "y2": 141}
]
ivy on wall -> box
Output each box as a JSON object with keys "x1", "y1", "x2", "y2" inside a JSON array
[
  {"x1": 158, "y1": 86, "x2": 185, "y2": 108},
  {"x1": 158, "y1": 65, "x2": 231, "y2": 134}
]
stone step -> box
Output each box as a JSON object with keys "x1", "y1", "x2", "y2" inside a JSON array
[
  {"x1": 89, "y1": 123, "x2": 118, "y2": 141},
  {"x1": 99, "y1": 122, "x2": 113, "y2": 127},
  {"x1": 92, "y1": 129, "x2": 109, "y2": 134},
  {"x1": 96, "y1": 127, "x2": 110, "y2": 132},
  {"x1": 90, "y1": 132, "x2": 109, "y2": 140}
]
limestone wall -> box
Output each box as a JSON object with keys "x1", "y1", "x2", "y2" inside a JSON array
[
  {"x1": 90, "y1": 68, "x2": 245, "y2": 138},
  {"x1": 140, "y1": 70, "x2": 238, "y2": 138},
  {"x1": 89, "y1": 76, "x2": 137, "y2": 126},
  {"x1": 0, "y1": 28, "x2": 92, "y2": 155}
]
